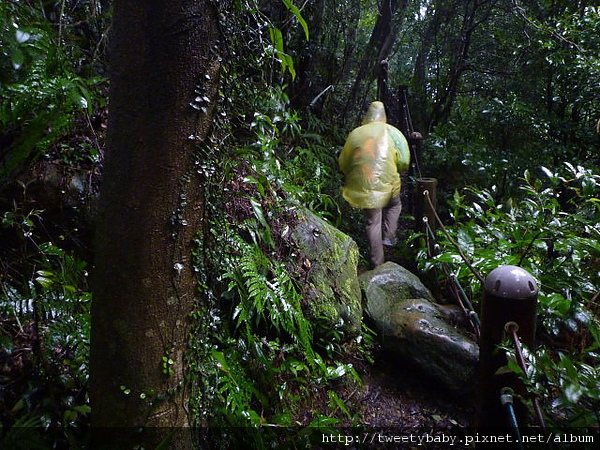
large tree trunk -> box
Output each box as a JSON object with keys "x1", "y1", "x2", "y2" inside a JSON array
[
  {"x1": 90, "y1": 1, "x2": 221, "y2": 448},
  {"x1": 344, "y1": 0, "x2": 408, "y2": 121}
]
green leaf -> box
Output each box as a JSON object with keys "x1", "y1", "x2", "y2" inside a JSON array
[
  {"x1": 281, "y1": 0, "x2": 309, "y2": 41},
  {"x1": 269, "y1": 25, "x2": 284, "y2": 55},
  {"x1": 241, "y1": 409, "x2": 263, "y2": 425},
  {"x1": 211, "y1": 349, "x2": 230, "y2": 373},
  {"x1": 307, "y1": 414, "x2": 341, "y2": 427},
  {"x1": 540, "y1": 166, "x2": 555, "y2": 179},
  {"x1": 582, "y1": 176, "x2": 597, "y2": 196},
  {"x1": 270, "y1": 413, "x2": 292, "y2": 426},
  {"x1": 564, "y1": 381, "x2": 583, "y2": 403},
  {"x1": 281, "y1": 53, "x2": 296, "y2": 80},
  {"x1": 542, "y1": 292, "x2": 571, "y2": 316},
  {"x1": 10, "y1": 47, "x2": 25, "y2": 69},
  {"x1": 326, "y1": 363, "x2": 349, "y2": 379},
  {"x1": 268, "y1": 25, "x2": 297, "y2": 80},
  {"x1": 433, "y1": 252, "x2": 461, "y2": 264},
  {"x1": 560, "y1": 353, "x2": 579, "y2": 381},
  {"x1": 328, "y1": 391, "x2": 350, "y2": 418},
  {"x1": 35, "y1": 270, "x2": 55, "y2": 288},
  {"x1": 457, "y1": 229, "x2": 474, "y2": 256}
]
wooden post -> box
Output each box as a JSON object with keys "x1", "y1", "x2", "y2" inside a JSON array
[
  {"x1": 413, "y1": 178, "x2": 437, "y2": 257},
  {"x1": 414, "y1": 177, "x2": 437, "y2": 232},
  {"x1": 477, "y1": 265, "x2": 538, "y2": 443}
]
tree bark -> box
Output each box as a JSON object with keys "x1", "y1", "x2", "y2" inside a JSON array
[
  {"x1": 411, "y1": 0, "x2": 498, "y2": 132},
  {"x1": 344, "y1": 0, "x2": 408, "y2": 120},
  {"x1": 410, "y1": 0, "x2": 450, "y2": 132},
  {"x1": 90, "y1": 1, "x2": 221, "y2": 448}
]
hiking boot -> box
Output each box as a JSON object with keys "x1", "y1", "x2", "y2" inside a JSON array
[{"x1": 382, "y1": 237, "x2": 397, "y2": 246}]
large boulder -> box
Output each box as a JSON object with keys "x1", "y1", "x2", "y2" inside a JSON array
[
  {"x1": 359, "y1": 262, "x2": 479, "y2": 396},
  {"x1": 360, "y1": 262, "x2": 434, "y2": 329},
  {"x1": 291, "y1": 208, "x2": 362, "y2": 338}
]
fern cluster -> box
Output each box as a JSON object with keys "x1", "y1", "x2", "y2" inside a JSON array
[
  {"x1": 185, "y1": 11, "x2": 363, "y2": 440},
  {"x1": 195, "y1": 206, "x2": 360, "y2": 428},
  {"x1": 225, "y1": 236, "x2": 315, "y2": 363},
  {"x1": 0, "y1": 1, "x2": 105, "y2": 186}
]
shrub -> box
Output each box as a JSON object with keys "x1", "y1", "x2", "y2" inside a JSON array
[{"x1": 417, "y1": 162, "x2": 600, "y2": 428}]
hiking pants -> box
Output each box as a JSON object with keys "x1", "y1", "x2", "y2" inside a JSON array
[{"x1": 364, "y1": 195, "x2": 402, "y2": 267}]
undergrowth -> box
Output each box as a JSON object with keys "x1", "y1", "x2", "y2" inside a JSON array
[
  {"x1": 0, "y1": 206, "x2": 91, "y2": 448},
  {"x1": 187, "y1": 80, "x2": 368, "y2": 447},
  {"x1": 416, "y1": 162, "x2": 600, "y2": 430}
]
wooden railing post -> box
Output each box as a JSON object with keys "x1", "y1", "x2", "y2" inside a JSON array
[
  {"x1": 477, "y1": 265, "x2": 538, "y2": 439},
  {"x1": 415, "y1": 177, "x2": 438, "y2": 237}
]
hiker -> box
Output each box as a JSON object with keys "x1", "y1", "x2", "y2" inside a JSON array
[{"x1": 338, "y1": 101, "x2": 410, "y2": 267}]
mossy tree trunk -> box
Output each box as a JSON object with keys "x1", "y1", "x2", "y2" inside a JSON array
[{"x1": 90, "y1": 1, "x2": 221, "y2": 448}]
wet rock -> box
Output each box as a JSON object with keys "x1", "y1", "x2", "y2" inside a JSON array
[
  {"x1": 360, "y1": 262, "x2": 434, "y2": 322},
  {"x1": 359, "y1": 262, "x2": 479, "y2": 396},
  {"x1": 291, "y1": 208, "x2": 362, "y2": 338}
]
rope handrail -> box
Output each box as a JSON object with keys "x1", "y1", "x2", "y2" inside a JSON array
[
  {"x1": 423, "y1": 216, "x2": 481, "y2": 338},
  {"x1": 505, "y1": 321, "x2": 548, "y2": 431},
  {"x1": 415, "y1": 177, "x2": 548, "y2": 433},
  {"x1": 423, "y1": 189, "x2": 486, "y2": 286}
]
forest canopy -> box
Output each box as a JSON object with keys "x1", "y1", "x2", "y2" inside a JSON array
[{"x1": 0, "y1": 0, "x2": 599, "y2": 448}]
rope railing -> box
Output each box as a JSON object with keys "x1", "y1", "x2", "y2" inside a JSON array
[
  {"x1": 423, "y1": 189, "x2": 485, "y2": 285},
  {"x1": 421, "y1": 198, "x2": 481, "y2": 338},
  {"x1": 381, "y1": 81, "x2": 548, "y2": 435},
  {"x1": 415, "y1": 178, "x2": 548, "y2": 434},
  {"x1": 505, "y1": 321, "x2": 548, "y2": 431}
]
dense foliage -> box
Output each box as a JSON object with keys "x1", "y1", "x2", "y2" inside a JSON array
[
  {"x1": 0, "y1": 0, "x2": 599, "y2": 447},
  {"x1": 419, "y1": 163, "x2": 600, "y2": 428},
  {"x1": 186, "y1": 4, "x2": 364, "y2": 443},
  {"x1": 0, "y1": 1, "x2": 107, "y2": 189}
]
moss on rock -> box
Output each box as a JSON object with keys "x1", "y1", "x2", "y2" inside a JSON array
[{"x1": 291, "y1": 208, "x2": 362, "y2": 338}]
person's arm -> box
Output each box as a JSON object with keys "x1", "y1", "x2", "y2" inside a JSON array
[
  {"x1": 389, "y1": 127, "x2": 410, "y2": 172},
  {"x1": 338, "y1": 135, "x2": 354, "y2": 175}
]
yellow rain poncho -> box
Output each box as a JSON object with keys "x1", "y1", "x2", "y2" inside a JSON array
[{"x1": 338, "y1": 101, "x2": 410, "y2": 209}]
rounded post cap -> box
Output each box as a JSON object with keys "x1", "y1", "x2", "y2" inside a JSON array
[{"x1": 484, "y1": 265, "x2": 538, "y2": 299}]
